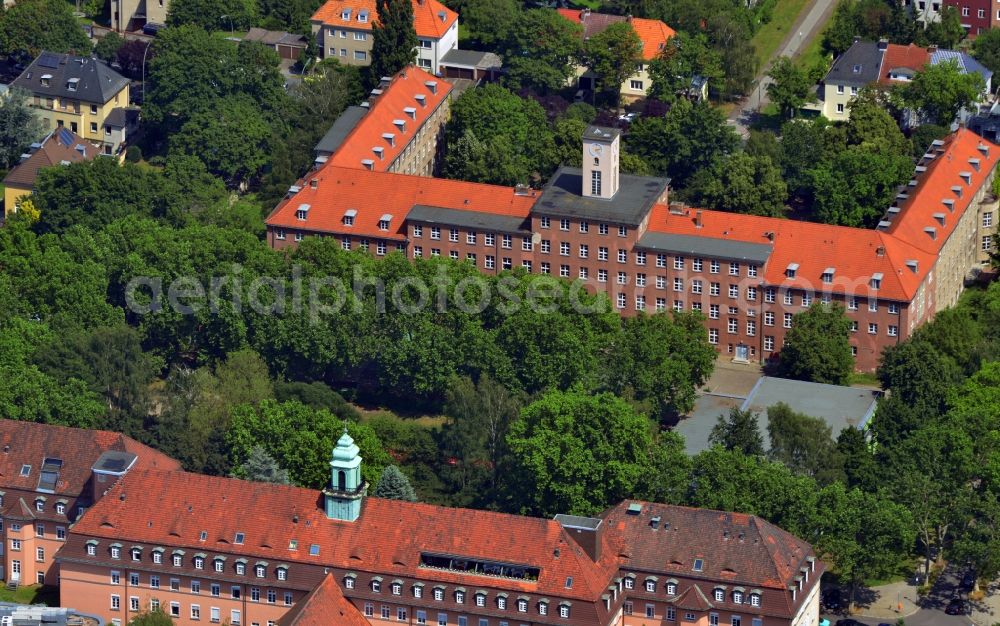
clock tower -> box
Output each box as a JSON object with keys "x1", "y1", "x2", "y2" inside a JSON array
[{"x1": 581, "y1": 125, "x2": 620, "y2": 200}]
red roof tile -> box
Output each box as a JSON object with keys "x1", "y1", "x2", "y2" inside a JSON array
[
  {"x1": 887, "y1": 127, "x2": 998, "y2": 255},
  {"x1": 326, "y1": 66, "x2": 451, "y2": 171},
  {"x1": 557, "y1": 8, "x2": 675, "y2": 60},
  {"x1": 879, "y1": 43, "x2": 929, "y2": 85},
  {"x1": 71, "y1": 470, "x2": 621, "y2": 602},
  {"x1": 3, "y1": 128, "x2": 97, "y2": 189},
  {"x1": 310, "y1": 0, "x2": 457, "y2": 39},
  {"x1": 278, "y1": 574, "x2": 368, "y2": 626},
  {"x1": 265, "y1": 166, "x2": 537, "y2": 240},
  {"x1": 0, "y1": 419, "x2": 180, "y2": 498}
]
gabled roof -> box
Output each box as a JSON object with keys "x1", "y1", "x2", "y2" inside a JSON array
[
  {"x1": 880, "y1": 43, "x2": 928, "y2": 84},
  {"x1": 931, "y1": 48, "x2": 993, "y2": 83},
  {"x1": 278, "y1": 574, "x2": 368, "y2": 626},
  {"x1": 3, "y1": 128, "x2": 97, "y2": 189},
  {"x1": 824, "y1": 40, "x2": 884, "y2": 87},
  {"x1": 886, "y1": 127, "x2": 999, "y2": 254},
  {"x1": 11, "y1": 52, "x2": 128, "y2": 105},
  {"x1": 243, "y1": 27, "x2": 307, "y2": 47},
  {"x1": 70, "y1": 469, "x2": 621, "y2": 603},
  {"x1": 671, "y1": 584, "x2": 714, "y2": 611},
  {"x1": 557, "y1": 8, "x2": 675, "y2": 60},
  {"x1": 265, "y1": 166, "x2": 536, "y2": 240},
  {"x1": 0, "y1": 419, "x2": 180, "y2": 498},
  {"x1": 325, "y1": 65, "x2": 451, "y2": 171},
  {"x1": 310, "y1": 0, "x2": 457, "y2": 40}
]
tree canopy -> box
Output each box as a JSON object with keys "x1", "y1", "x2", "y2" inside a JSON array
[
  {"x1": 369, "y1": 0, "x2": 417, "y2": 85},
  {"x1": 895, "y1": 59, "x2": 985, "y2": 126},
  {"x1": 0, "y1": 87, "x2": 44, "y2": 170},
  {"x1": 498, "y1": 9, "x2": 582, "y2": 93},
  {"x1": 0, "y1": 0, "x2": 91, "y2": 56},
  {"x1": 778, "y1": 304, "x2": 854, "y2": 385}
]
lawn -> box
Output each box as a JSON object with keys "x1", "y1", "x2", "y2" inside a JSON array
[
  {"x1": 751, "y1": 0, "x2": 813, "y2": 70},
  {"x1": 794, "y1": 28, "x2": 830, "y2": 73},
  {"x1": 0, "y1": 585, "x2": 59, "y2": 606}
]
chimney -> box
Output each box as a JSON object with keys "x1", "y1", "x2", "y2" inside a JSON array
[
  {"x1": 695, "y1": 210, "x2": 703, "y2": 228},
  {"x1": 877, "y1": 38, "x2": 888, "y2": 50},
  {"x1": 554, "y1": 514, "x2": 603, "y2": 562},
  {"x1": 928, "y1": 44, "x2": 938, "y2": 54}
]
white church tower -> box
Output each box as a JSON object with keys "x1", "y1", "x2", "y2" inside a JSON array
[{"x1": 581, "y1": 125, "x2": 621, "y2": 200}]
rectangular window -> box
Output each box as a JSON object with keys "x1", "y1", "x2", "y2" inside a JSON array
[
  {"x1": 579, "y1": 244, "x2": 588, "y2": 258},
  {"x1": 710, "y1": 304, "x2": 719, "y2": 319},
  {"x1": 191, "y1": 606, "x2": 200, "y2": 620},
  {"x1": 449, "y1": 229, "x2": 459, "y2": 243},
  {"x1": 869, "y1": 323, "x2": 878, "y2": 334},
  {"x1": 692, "y1": 258, "x2": 703, "y2": 272},
  {"x1": 709, "y1": 328, "x2": 719, "y2": 344},
  {"x1": 747, "y1": 321, "x2": 756, "y2": 337},
  {"x1": 635, "y1": 250, "x2": 645, "y2": 265},
  {"x1": 784, "y1": 313, "x2": 793, "y2": 328},
  {"x1": 728, "y1": 318, "x2": 738, "y2": 334},
  {"x1": 869, "y1": 298, "x2": 878, "y2": 312},
  {"x1": 598, "y1": 246, "x2": 608, "y2": 261},
  {"x1": 888, "y1": 302, "x2": 899, "y2": 314},
  {"x1": 502, "y1": 235, "x2": 512, "y2": 249},
  {"x1": 764, "y1": 311, "x2": 774, "y2": 326},
  {"x1": 210, "y1": 608, "x2": 220, "y2": 624},
  {"x1": 764, "y1": 336, "x2": 774, "y2": 351},
  {"x1": 522, "y1": 237, "x2": 532, "y2": 251},
  {"x1": 691, "y1": 280, "x2": 702, "y2": 294},
  {"x1": 111, "y1": 595, "x2": 120, "y2": 611},
  {"x1": 130, "y1": 598, "x2": 139, "y2": 612},
  {"x1": 618, "y1": 249, "x2": 627, "y2": 263},
  {"x1": 656, "y1": 276, "x2": 666, "y2": 289},
  {"x1": 170, "y1": 604, "x2": 180, "y2": 618},
  {"x1": 674, "y1": 256, "x2": 685, "y2": 270},
  {"x1": 984, "y1": 211, "x2": 994, "y2": 228},
  {"x1": 888, "y1": 325, "x2": 898, "y2": 337},
  {"x1": 728, "y1": 284, "x2": 738, "y2": 298}
]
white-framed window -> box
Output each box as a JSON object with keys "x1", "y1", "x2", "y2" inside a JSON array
[
  {"x1": 618, "y1": 249, "x2": 627, "y2": 263},
  {"x1": 984, "y1": 235, "x2": 993, "y2": 251},
  {"x1": 747, "y1": 321, "x2": 756, "y2": 336},
  {"x1": 191, "y1": 605, "x2": 201, "y2": 620},
  {"x1": 636, "y1": 250, "x2": 645, "y2": 265},
  {"x1": 837, "y1": 103, "x2": 845, "y2": 114},
  {"x1": 710, "y1": 282, "x2": 720, "y2": 296},
  {"x1": 630, "y1": 79, "x2": 644, "y2": 90},
  {"x1": 599, "y1": 223, "x2": 609, "y2": 235},
  {"x1": 618, "y1": 225, "x2": 628, "y2": 237},
  {"x1": 709, "y1": 328, "x2": 719, "y2": 344},
  {"x1": 869, "y1": 298, "x2": 878, "y2": 312},
  {"x1": 559, "y1": 219, "x2": 570, "y2": 231},
  {"x1": 733, "y1": 591, "x2": 743, "y2": 604},
  {"x1": 710, "y1": 304, "x2": 720, "y2": 319},
  {"x1": 666, "y1": 582, "x2": 677, "y2": 595},
  {"x1": 598, "y1": 246, "x2": 609, "y2": 261},
  {"x1": 579, "y1": 244, "x2": 588, "y2": 258},
  {"x1": 728, "y1": 284, "x2": 739, "y2": 298},
  {"x1": 111, "y1": 595, "x2": 120, "y2": 611},
  {"x1": 674, "y1": 255, "x2": 685, "y2": 270},
  {"x1": 984, "y1": 211, "x2": 994, "y2": 228},
  {"x1": 888, "y1": 302, "x2": 899, "y2": 314},
  {"x1": 869, "y1": 323, "x2": 878, "y2": 334},
  {"x1": 692, "y1": 279, "x2": 703, "y2": 294},
  {"x1": 802, "y1": 292, "x2": 812, "y2": 306},
  {"x1": 750, "y1": 593, "x2": 761, "y2": 607},
  {"x1": 210, "y1": 607, "x2": 220, "y2": 624},
  {"x1": 617, "y1": 293, "x2": 627, "y2": 309},
  {"x1": 129, "y1": 597, "x2": 139, "y2": 612},
  {"x1": 636, "y1": 295, "x2": 646, "y2": 311},
  {"x1": 764, "y1": 336, "x2": 774, "y2": 351},
  {"x1": 728, "y1": 318, "x2": 738, "y2": 334},
  {"x1": 674, "y1": 277, "x2": 684, "y2": 291},
  {"x1": 170, "y1": 603, "x2": 180, "y2": 618},
  {"x1": 784, "y1": 313, "x2": 793, "y2": 328}
]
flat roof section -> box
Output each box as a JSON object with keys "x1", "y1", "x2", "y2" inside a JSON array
[
  {"x1": 636, "y1": 232, "x2": 773, "y2": 264},
  {"x1": 535, "y1": 166, "x2": 669, "y2": 226},
  {"x1": 407, "y1": 205, "x2": 530, "y2": 234}
]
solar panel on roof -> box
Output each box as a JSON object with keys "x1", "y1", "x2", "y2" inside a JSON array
[
  {"x1": 58, "y1": 128, "x2": 73, "y2": 146},
  {"x1": 37, "y1": 53, "x2": 61, "y2": 69}
]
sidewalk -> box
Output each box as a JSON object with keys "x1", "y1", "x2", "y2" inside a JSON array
[{"x1": 852, "y1": 581, "x2": 922, "y2": 620}]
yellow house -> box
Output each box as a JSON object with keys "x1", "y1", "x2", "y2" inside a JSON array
[
  {"x1": 11, "y1": 52, "x2": 131, "y2": 157},
  {"x1": 3, "y1": 128, "x2": 98, "y2": 217}
]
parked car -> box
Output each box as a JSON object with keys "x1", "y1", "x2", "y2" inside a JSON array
[
  {"x1": 961, "y1": 569, "x2": 976, "y2": 589},
  {"x1": 946, "y1": 598, "x2": 968, "y2": 615},
  {"x1": 834, "y1": 619, "x2": 866, "y2": 626},
  {"x1": 822, "y1": 589, "x2": 843, "y2": 612},
  {"x1": 617, "y1": 112, "x2": 638, "y2": 124}
]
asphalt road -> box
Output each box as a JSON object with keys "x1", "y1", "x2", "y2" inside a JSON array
[
  {"x1": 727, "y1": 0, "x2": 838, "y2": 136},
  {"x1": 821, "y1": 567, "x2": 976, "y2": 626}
]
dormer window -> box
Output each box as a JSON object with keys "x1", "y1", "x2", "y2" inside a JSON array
[
  {"x1": 35, "y1": 499, "x2": 44, "y2": 512},
  {"x1": 714, "y1": 588, "x2": 724, "y2": 602},
  {"x1": 153, "y1": 551, "x2": 162, "y2": 564},
  {"x1": 559, "y1": 604, "x2": 570, "y2": 618},
  {"x1": 194, "y1": 557, "x2": 205, "y2": 569},
  {"x1": 624, "y1": 577, "x2": 634, "y2": 589},
  {"x1": 785, "y1": 263, "x2": 798, "y2": 279},
  {"x1": 852, "y1": 64, "x2": 862, "y2": 73},
  {"x1": 455, "y1": 590, "x2": 465, "y2": 604},
  {"x1": 343, "y1": 209, "x2": 357, "y2": 226},
  {"x1": 517, "y1": 599, "x2": 528, "y2": 612},
  {"x1": 378, "y1": 214, "x2": 392, "y2": 230},
  {"x1": 296, "y1": 205, "x2": 309, "y2": 220},
  {"x1": 645, "y1": 580, "x2": 655, "y2": 592},
  {"x1": 255, "y1": 565, "x2": 265, "y2": 578},
  {"x1": 497, "y1": 596, "x2": 507, "y2": 610},
  {"x1": 434, "y1": 588, "x2": 444, "y2": 601},
  {"x1": 391, "y1": 582, "x2": 402, "y2": 595},
  {"x1": 733, "y1": 590, "x2": 744, "y2": 604},
  {"x1": 371, "y1": 578, "x2": 381, "y2": 592},
  {"x1": 822, "y1": 267, "x2": 834, "y2": 283},
  {"x1": 67, "y1": 78, "x2": 79, "y2": 92},
  {"x1": 476, "y1": 592, "x2": 486, "y2": 606},
  {"x1": 413, "y1": 584, "x2": 423, "y2": 598},
  {"x1": 870, "y1": 273, "x2": 883, "y2": 290},
  {"x1": 56, "y1": 503, "x2": 65, "y2": 515},
  {"x1": 235, "y1": 562, "x2": 245, "y2": 575},
  {"x1": 173, "y1": 555, "x2": 182, "y2": 567},
  {"x1": 276, "y1": 567, "x2": 287, "y2": 581},
  {"x1": 344, "y1": 574, "x2": 355, "y2": 589},
  {"x1": 40, "y1": 74, "x2": 51, "y2": 87},
  {"x1": 666, "y1": 582, "x2": 677, "y2": 595},
  {"x1": 86, "y1": 540, "x2": 98, "y2": 556},
  {"x1": 131, "y1": 547, "x2": 142, "y2": 561},
  {"x1": 750, "y1": 592, "x2": 761, "y2": 607},
  {"x1": 358, "y1": 9, "x2": 368, "y2": 21},
  {"x1": 538, "y1": 601, "x2": 548, "y2": 616},
  {"x1": 341, "y1": 8, "x2": 351, "y2": 19},
  {"x1": 110, "y1": 545, "x2": 121, "y2": 559}
]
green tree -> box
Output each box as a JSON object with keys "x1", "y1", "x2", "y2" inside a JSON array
[
  {"x1": 0, "y1": 0, "x2": 91, "y2": 56},
  {"x1": 171, "y1": 95, "x2": 273, "y2": 186},
  {"x1": 745, "y1": 129, "x2": 782, "y2": 164},
  {"x1": 766, "y1": 402, "x2": 844, "y2": 484},
  {"x1": 462, "y1": 0, "x2": 520, "y2": 46},
  {"x1": 579, "y1": 21, "x2": 643, "y2": 106},
  {"x1": 845, "y1": 88, "x2": 909, "y2": 155},
  {"x1": 909, "y1": 123, "x2": 949, "y2": 159},
  {"x1": 626, "y1": 98, "x2": 739, "y2": 186},
  {"x1": 443, "y1": 84, "x2": 556, "y2": 185},
  {"x1": 0, "y1": 87, "x2": 44, "y2": 169},
  {"x1": 128, "y1": 609, "x2": 174, "y2": 626},
  {"x1": 837, "y1": 427, "x2": 878, "y2": 492},
  {"x1": 809, "y1": 147, "x2": 913, "y2": 226},
  {"x1": 373, "y1": 464, "x2": 418, "y2": 501},
  {"x1": 638, "y1": 430, "x2": 692, "y2": 505},
  {"x1": 709, "y1": 407, "x2": 765, "y2": 456},
  {"x1": 237, "y1": 446, "x2": 291, "y2": 484},
  {"x1": 689, "y1": 152, "x2": 787, "y2": 217},
  {"x1": 498, "y1": 9, "x2": 582, "y2": 93},
  {"x1": 167, "y1": 0, "x2": 258, "y2": 30},
  {"x1": 896, "y1": 59, "x2": 984, "y2": 126},
  {"x1": 973, "y1": 26, "x2": 1000, "y2": 75},
  {"x1": 822, "y1": 0, "x2": 914, "y2": 56},
  {"x1": 93, "y1": 32, "x2": 125, "y2": 63},
  {"x1": 227, "y1": 399, "x2": 392, "y2": 488},
  {"x1": 504, "y1": 389, "x2": 653, "y2": 517},
  {"x1": 767, "y1": 56, "x2": 815, "y2": 117},
  {"x1": 708, "y1": 13, "x2": 757, "y2": 98},
  {"x1": 779, "y1": 304, "x2": 854, "y2": 385},
  {"x1": 918, "y1": 5, "x2": 965, "y2": 49},
  {"x1": 780, "y1": 117, "x2": 843, "y2": 199},
  {"x1": 369, "y1": 0, "x2": 417, "y2": 85},
  {"x1": 648, "y1": 32, "x2": 723, "y2": 102},
  {"x1": 606, "y1": 311, "x2": 716, "y2": 418}
]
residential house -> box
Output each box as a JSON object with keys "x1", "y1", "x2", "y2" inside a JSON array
[
  {"x1": 310, "y1": 0, "x2": 458, "y2": 71},
  {"x1": 312, "y1": 65, "x2": 451, "y2": 176},
  {"x1": 557, "y1": 8, "x2": 676, "y2": 102},
  {"x1": 11, "y1": 53, "x2": 131, "y2": 156},
  {"x1": 60, "y1": 428, "x2": 823, "y2": 626},
  {"x1": 818, "y1": 39, "x2": 991, "y2": 121},
  {"x1": 0, "y1": 419, "x2": 180, "y2": 588},
  {"x1": 111, "y1": 0, "x2": 168, "y2": 34},
  {"x1": 3, "y1": 128, "x2": 97, "y2": 216}
]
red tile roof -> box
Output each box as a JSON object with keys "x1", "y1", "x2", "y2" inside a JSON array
[
  {"x1": 71, "y1": 469, "x2": 621, "y2": 602},
  {"x1": 0, "y1": 419, "x2": 180, "y2": 498},
  {"x1": 265, "y1": 166, "x2": 537, "y2": 240},
  {"x1": 886, "y1": 127, "x2": 998, "y2": 255},
  {"x1": 326, "y1": 66, "x2": 451, "y2": 171},
  {"x1": 557, "y1": 8, "x2": 675, "y2": 60},
  {"x1": 310, "y1": 0, "x2": 457, "y2": 39},
  {"x1": 3, "y1": 129, "x2": 98, "y2": 189},
  {"x1": 879, "y1": 43, "x2": 929, "y2": 84},
  {"x1": 278, "y1": 574, "x2": 368, "y2": 626}
]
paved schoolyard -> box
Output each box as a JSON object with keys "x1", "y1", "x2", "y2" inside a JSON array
[{"x1": 700, "y1": 359, "x2": 764, "y2": 397}]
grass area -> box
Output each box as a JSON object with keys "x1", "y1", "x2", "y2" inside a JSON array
[
  {"x1": 568, "y1": 0, "x2": 603, "y2": 8},
  {"x1": 849, "y1": 371, "x2": 881, "y2": 387},
  {"x1": 749, "y1": 102, "x2": 783, "y2": 131},
  {"x1": 794, "y1": 28, "x2": 828, "y2": 71},
  {"x1": 0, "y1": 585, "x2": 59, "y2": 606},
  {"x1": 750, "y1": 0, "x2": 813, "y2": 70},
  {"x1": 355, "y1": 406, "x2": 447, "y2": 429}
]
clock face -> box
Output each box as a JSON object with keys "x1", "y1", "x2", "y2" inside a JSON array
[{"x1": 589, "y1": 143, "x2": 604, "y2": 157}]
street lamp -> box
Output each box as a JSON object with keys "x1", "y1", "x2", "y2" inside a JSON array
[
  {"x1": 220, "y1": 14, "x2": 234, "y2": 33},
  {"x1": 141, "y1": 37, "x2": 153, "y2": 105}
]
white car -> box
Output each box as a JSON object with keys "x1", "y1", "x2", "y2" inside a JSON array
[{"x1": 618, "y1": 112, "x2": 638, "y2": 124}]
